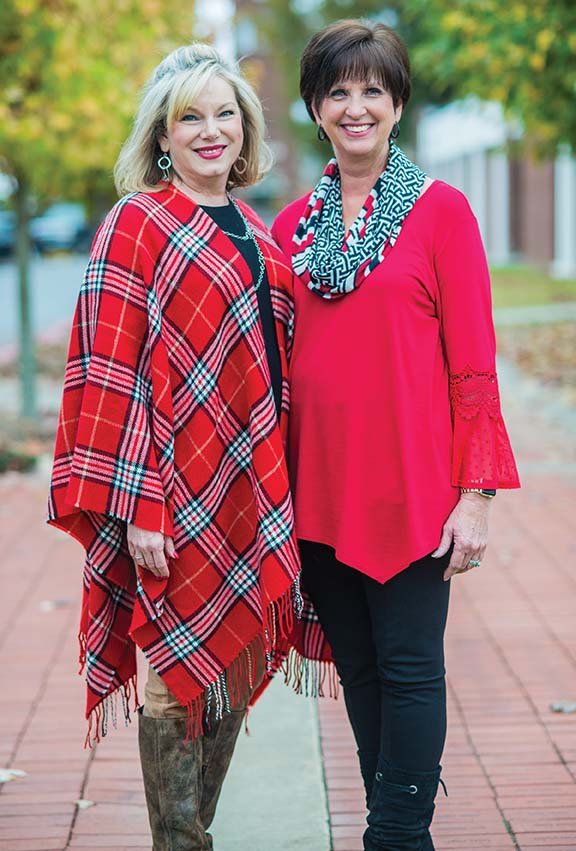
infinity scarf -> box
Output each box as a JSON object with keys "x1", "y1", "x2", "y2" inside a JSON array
[{"x1": 292, "y1": 142, "x2": 426, "y2": 299}]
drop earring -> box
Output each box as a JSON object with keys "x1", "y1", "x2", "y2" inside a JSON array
[
  {"x1": 235, "y1": 155, "x2": 248, "y2": 175},
  {"x1": 157, "y1": 153, "x2": 172, "y2": 181}
]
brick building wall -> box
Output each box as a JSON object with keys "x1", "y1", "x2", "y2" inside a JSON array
[{"x1": 510, "y1": 158, "x2": 555, "y2": 269}]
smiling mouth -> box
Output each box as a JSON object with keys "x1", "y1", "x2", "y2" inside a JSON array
[
  {"x1": 341, "y1": 124, "x2": 374, "y2": 134},
  {"x1": 194, "y1": 145, "x2": 227, "y2": 158}
]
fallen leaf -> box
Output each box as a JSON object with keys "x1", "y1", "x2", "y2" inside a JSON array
[
  {"x1": 0, "y1": 769, "x2": 27, "y2": 783},
  {"x1": 39, "y1": 598, "x2": 72, "y2": 612},
  {"x1": 550, "y1": 700, "x2": 576, "y2": 714}
]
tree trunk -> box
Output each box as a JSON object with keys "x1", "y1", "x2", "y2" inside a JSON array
[{"x1": 14, "y1": 176, "x2": 37, "y2": 420}]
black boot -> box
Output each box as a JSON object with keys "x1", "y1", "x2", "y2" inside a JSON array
[
  {"x1": 358, "y1": 748, "x2": 379, "y2": 807},
  {"x1": 363, "y1": 760, "x2": 443, "y2": 851}
]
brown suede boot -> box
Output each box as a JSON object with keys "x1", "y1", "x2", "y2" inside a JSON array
[
  {"x1": 139, "y1": 655, "x2": 261, "y2": 848},
  {"x1": 199, "y1": 651, "x2": 265, "y2": 830},
  {"x1": 138, "y1": 712, "x2": 213, "y2": 850},
  {"x1": 199, "y1": 708, "x2": 246, "y2": 830}
]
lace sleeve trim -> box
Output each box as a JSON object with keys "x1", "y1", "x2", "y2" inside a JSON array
[
  {"x1": 448, "y1": 366, "x2": 520, "y2": 489},
  {"x1": 449, "y1": 367, "x2": 500, "y2": 421}
]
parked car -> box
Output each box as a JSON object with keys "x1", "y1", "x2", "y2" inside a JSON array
[
  {"x1": 30, "y1": 202, "x2": 92, "y2": 253},
  {"x1": 0, "y1": 210, "x2": 15, "y2": 258}
]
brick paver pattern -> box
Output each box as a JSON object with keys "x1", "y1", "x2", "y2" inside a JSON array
[{"x1": 0, "y1": 380, "x2": 575, "y2": 850}]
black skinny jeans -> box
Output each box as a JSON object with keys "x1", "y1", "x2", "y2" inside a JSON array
[{"x1": 300, "y1": 542, "x2": 451, "y2": 785}]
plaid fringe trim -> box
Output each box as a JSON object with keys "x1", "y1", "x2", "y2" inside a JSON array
[
  {"x1": 81, "y1": 577, "x2": 302, "y2": 747},
  {"x1": 83, "y1": 673, "x2": 139, "y2": 749},
  {"x1": 282, "y1": 648, "x2": 339, "y2": 700}
]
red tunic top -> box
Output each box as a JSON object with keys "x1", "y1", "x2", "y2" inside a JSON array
[{"x1": 272, "y1": 180, "x2": 519, "y2": 583}]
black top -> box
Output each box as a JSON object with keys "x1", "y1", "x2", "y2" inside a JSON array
[{"x1": 200, "y1": 202, "x2": 283, "y2": 418}]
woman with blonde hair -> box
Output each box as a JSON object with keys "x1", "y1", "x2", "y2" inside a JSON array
[{"x1": 49, "y1": 42, "x2": 300, "y2": 849}]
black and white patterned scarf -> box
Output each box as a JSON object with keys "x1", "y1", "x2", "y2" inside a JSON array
[{"x1": 292, "y1": 142, "x2": 426, "y2": 300}]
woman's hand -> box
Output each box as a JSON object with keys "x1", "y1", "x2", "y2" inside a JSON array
[
  {"x1": 127, "y1": 523, "x2": 177, "y2": 580},
  {"x1": 432, "y1": 494, "x2": 491, "y2": 581}
]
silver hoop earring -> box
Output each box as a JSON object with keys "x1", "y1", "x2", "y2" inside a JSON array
[
  {"x1": 157, "y1": 153, "x2": 172, "y2": 181},
  {"x1": 235, "y1": 155, "x2": 248, "y2": 176}
]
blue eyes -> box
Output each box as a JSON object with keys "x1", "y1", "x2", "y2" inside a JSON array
[{"x1": 181, "y1": 110, "x2": 235, "y2": 122}]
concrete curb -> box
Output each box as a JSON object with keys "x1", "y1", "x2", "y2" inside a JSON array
[{"x1": 212, "y1": 676, "x2": 331, "y2": 851}]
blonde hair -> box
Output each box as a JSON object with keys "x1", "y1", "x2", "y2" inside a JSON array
[{"x1": 114, "y1": 43, "x2": 273, "y2": 195}]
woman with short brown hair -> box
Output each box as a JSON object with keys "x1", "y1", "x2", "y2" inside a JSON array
[
  {"x1": 274, "y1": 19, "x2": 520, "y2": 850},
  {"x1": 299, "y1": 19, "x2": 411, "y2": 123}
]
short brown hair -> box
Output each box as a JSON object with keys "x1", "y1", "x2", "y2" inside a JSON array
[{"x1": 300, "y1": 20, "x2": 411, "y2": 121}]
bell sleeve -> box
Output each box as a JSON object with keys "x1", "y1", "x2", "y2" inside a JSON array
[{"x1": 434, "y1": 205, "x2": 520, "y2": 490}]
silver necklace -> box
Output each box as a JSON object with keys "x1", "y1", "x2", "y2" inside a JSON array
[{"x1": 221, "y1": 196, "x2": 266, "y2": 291}]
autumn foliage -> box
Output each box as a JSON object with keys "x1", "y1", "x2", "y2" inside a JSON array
[
  {"x1": 0, "y1": 0, "x2": 195, "y2": 203},
  {"x1": 400, "y1": 0, "x2": 576, "y2": 151},
  {"x1": 0, "y1": 0, "x2": 195, "y2": 419}
]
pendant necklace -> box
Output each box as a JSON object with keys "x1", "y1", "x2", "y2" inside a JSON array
[{"x1": 220, "y1": 197, "x2": 265, "y2": 291}]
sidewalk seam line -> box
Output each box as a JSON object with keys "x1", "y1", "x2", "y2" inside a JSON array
[
  {"x1": 446, "y1": 677, "x2": 521, "y2": 850},
  {"x1": 0, "y1": 530, "x2": 62, "y2": 655},
  {"x1": 315, "y1": 699, "x2": 336, "y2": 851},
  {"x1": 63, "y1": 745, "x2": 97, "y2": 850},
  {"x1": 492, "y1": 533, "x2": 576, "y2": 674},
  {"x1": 1, "y1": 597, "x2": 78, "y2": 772},
  {"x1": 459, "y1": 576, "x2": 576, "y2": 780}
]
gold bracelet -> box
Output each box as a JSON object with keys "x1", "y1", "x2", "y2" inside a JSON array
[{"x1": 460, "y1": 488, "x2": 496, "y2": 499}]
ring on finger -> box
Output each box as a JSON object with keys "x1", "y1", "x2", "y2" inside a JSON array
[
  {"x1": 468, "y1": 558, "x2": 481, "y2": 569},
  {"x1": 134, "y1": 555, "x2": 145, "y2": 563}
]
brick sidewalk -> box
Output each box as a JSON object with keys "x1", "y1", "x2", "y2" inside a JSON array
[
  {"x1": 1, "y1": 378, "x2": 575, "y2": 850},
  {"x1": 0, "y1": 477, "x2": 150, "y2": 851},
  {"x1": 320, "y1": 391, "x2": 576, "y2": 850}
]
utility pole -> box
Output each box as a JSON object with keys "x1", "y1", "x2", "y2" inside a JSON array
[{"x1": 14, "y1": 175, "x2": 37, "y2": 421}]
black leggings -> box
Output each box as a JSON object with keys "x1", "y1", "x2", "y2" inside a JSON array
[{"x1": 300, "y1": 542, "x2": 451, "y2": 776}]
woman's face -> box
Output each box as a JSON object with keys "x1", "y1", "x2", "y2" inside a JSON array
[
  {"x1": 160, "y1": 76, "x2": 244, "y2": 198},
  {"x1": 314, "y1": 79, "x2": 402, "y2": 167}
]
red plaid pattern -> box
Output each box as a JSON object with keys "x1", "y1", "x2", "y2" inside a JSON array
[{"x1": 48, "y1": 186, "x2": 302, "y2": 740}]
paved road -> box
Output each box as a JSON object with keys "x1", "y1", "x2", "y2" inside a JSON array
[
  {"x1": 2, "y1": 254, "x2": 576, "y2": 352},
  {"x1": 0, "y1": 255, "x2": 86, "y2": 348}
]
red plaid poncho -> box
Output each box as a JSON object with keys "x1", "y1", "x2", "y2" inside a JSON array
[{"x1": 48, "y1": 185, "x2": 304, "y2": 742}]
